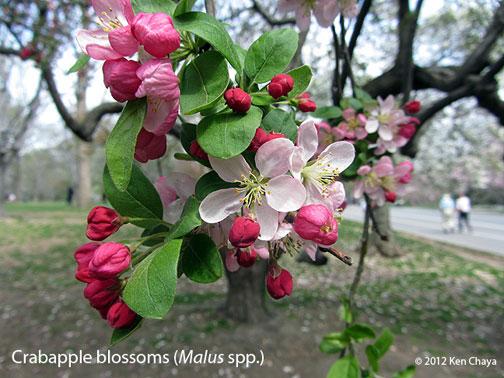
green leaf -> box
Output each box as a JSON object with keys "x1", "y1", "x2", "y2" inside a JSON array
[
  {"x1": 354, "y1": 87, "x2": 373, "y2": 102},
  {"x1": 195, "y1": 171, "x2": 238, "y2": 201},
  {"x1": 123, "y1": 239, "x2": 182, "y2": 319},
  {"x1": 338, "y1": 299, "x2": 352, "y2": 323},
  {"x1": 344, "y1": 323, "x2": 376, "y2": 341},
  {"x1": 197, "y1": 106, "x2": 262, "y2": 159},
  {"x1": 173, "y1": 0, "x2": 196, "y2": 16},
  {"x1": 319, "y1": 332, "x2": 350, "y2": 354},
  {"x1": 374, "y1": 328, "x2": 394, "y2": 359},
  {"x1": 165, "y1": 197, "x2": 202, "y2": 242},
  {"x1": 131, "y1": 0, "x2": 176, "y2": 15},
  {"x1": 393, "y1": 365, "x2": 416, "y2": 378},
  {"x1": 251, "y1": 94, "x2": 275, "y2": 106},
  {"x1": 103, "y1": 164, "x2": 163, "y2": 228},
  {"x1": 340, "y1": 97, "x2": 363, "y2": 111},
  {"x1": 261, "y1": 108, "x2": 298, "y2": 142},
  {"x1": 105, "y1": 98, "x2": 147, "y2": 191},
  {"x1": 327, "y1": 356, "x2": 360, "y2": 378},
  {"x1": 66, "y1": 54, "x2": 90, "y2": 74},
  {"x1": 313, "y1": 106, "x2": 343, "y2": 119},
  {"x1": 180, "y1": 50, "x2": 229, "y2": 115},
  {"x1": 110, "y1": 316, "x2": 143, "y2": 346},
  {"x1": 366, "y1": 345, "x2": 379, "y2": 372},
  {"x1": 174, "y1": 153, "x2": 195, "y2": 161},
  {"x1": 182, "y1": 234, "x2": 223, "y2": 283},
  {"x1": 285, "y1": 65, "x2": 312, "y2": 98},
  {"x1": 244, "y1": 28, "x2": 298, "y2": 85},
  {"x1": 173, "y1": 12, "x2": 243, "y2": 71}
]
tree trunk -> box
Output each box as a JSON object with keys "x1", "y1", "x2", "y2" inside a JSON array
[
  {"x1": 0, "y1": 161, "x2": 7, "y2": 217},
  {"x1": 368, "y1": 204, "x2": 402, "y2": 257},
  {"x1": 222, "y1": 254, "x2": 269, "y2": 322},
  {"x1": 76, "y1": 139, "x2": 93, "y2": 209},
  {"x1": 12, "y1": 152, "x2": 21, "y2": 201}
]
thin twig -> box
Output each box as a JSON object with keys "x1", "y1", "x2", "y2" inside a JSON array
[{"x1": 319, "y1": 246, "x2": 353, "y2": 266}]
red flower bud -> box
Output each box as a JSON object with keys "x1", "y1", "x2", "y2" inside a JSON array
[
  {"x1": 107, "y1": 301, "x2": 137, "y2": 328},
  {"x1": 237, "y1": 248, "x2": 257, "y2": 268},
  {"x1": 102, "y1": 58, "x2": 142, "y2": 103},
  {"x1": 89, "y1": 242, "x2": 131, "y2": 279},
  {"x1": 131, "y1": 12, "x2": 180, "y2": 58},
  {"x1": 20, "y1": 47, "x2": 33, "y2": 60},
  {"x1": 229, "y1": 217, "x2": 261, "y2": 248},
  {"x1": 267, "y1": 268, "x2": 293, "y2": 300},
  {"x1": 299, "y1": 99, "x2": 317, "y2": 112},
  {"x1": 224, "y1": 88, "x2": 251, "y2": 112},
  {"x1": 268, "y1": 74, "x2": 294, "y2": 99},
  {"x1": 404, "y1": 100, "x2": 421, "y2": 114},
  {"x1": 266, "y1": 131, "x2": 287, "y2": 142},
  {"x1": 134, "y1": 128, "x2": 167, "y2": 163},
  {"x1": 75, "y1": 264, "x2": 96, "y2": 283},
  {"x1": 294, "y1": 204, "x2": 338, "y2": 245},
  {"x1": 84, "y1": 278, "x2": 120, "y2": 309},
  {"x1": 74, "y1": 242, "x2": 101, "y2": 266},
  {"x1": 190, "y1": 140, "x2": 209, "y2": 160},
  {"x1": 86, "y1": 206, "x2": 122, "y2": 241},
  {"x1": 398, "y1": 122, "x2": 416, "y2": 139},
  {"x1": 247, "y1": 128, "x2": 269, "y2": 152},
  {"x1": 385, "y1": 191, "x2": 397, "y2": 203}
]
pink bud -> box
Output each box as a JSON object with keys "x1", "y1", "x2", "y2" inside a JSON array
[
  {"x1": 404, "y1": 100, "x2": 421, "y2": 114},
  {"x1": 135, "y1": 58, "x2": 180, "y2": 102},
  {"x1": 20, "y1": 47, "x2": 33, "y2": 60},
  {"x1": 298, "y1": 99, "x2": 317, "y2": 112},
  {"x1": 385, "y1": 191, "x2": 397, "y2": 203},
  {"x1": 74, "y1": 242, "x2": 101, "y2": 266},
  {"x1": 102, "y1": 59, "x2": 141, "y2": 103},
  {"x1": 107, "y1": 301, "x2": 137, "y2": 328},
  {"x1": 89, "y1": 242, "x2": 131, "y2": 279},
  {"x1": 75, "y1": 264, "x2": 96, "y2": 283},
  {"x1": 86, "y1": 206, "x2": 122, "y2": 241},
  {"x1": 131, "y1": 12, "x2": 180, "y2": 58},
  {"x1": 190, "y1": 140, "x2": 208, "y2": 160},
  {"x1": 266, "y1": 131, "x2": 286, "y2": 142},
  {"x1": 224, "y1": 88, "x2": 251, "y2": 112},
  {"x1": 267, "y1": 268, "x2": 293, "y2": 300},
  {"x1": 84, "y1": 278, "x2": 120, "y2": 309},
  {"x1": 268, "y1": 74, "x2": 294, "y2": 99},
  {"x1": 229, "y1": 217, "x2": 260, "y2": 248},
  {"x1": 398, "y1": 123, "x2": 416, "y2": 139},
  {"x1": 134, "y1": 128, "x2": 167, "y2": 163},
  {"x1": 237, "y1": 248, "x2": 257, "y2": 268},
  {"x1": 247, "y1": 128, "x2": 269, "y2": 152},
  {"x1": 399, "y1": 173, "x2": 412, "y2": 184},
  {"x1": 294, "y1": 204, "x2": 338, "y2": 245}
]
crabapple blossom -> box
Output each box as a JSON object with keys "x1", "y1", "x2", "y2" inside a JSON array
[
  {"x1": 199, "y1": 138, "x2": 306, "y2": 240},
  {"x1": 316, "y1": 122, "x2": 345, "y2": 156},
  {"x1": 339, "y1": 108, "x2": 367, "y2": 139},
  {"x1": 267, "y1": 263, "x2": 293, "y2": 299},
  {"x1": 404, "y1": 100, "x2": 421, "y2": 114},
  {"x1": 294, "y1": 204, "x2": 338, "y2": 245},
  {"x1": 278, "y1": 0, "x2": 341, "y2": 31},
  {"x1": 296, "y1": 93, "x2": 317, "y2": 112},
  {"x1": 154, "y1": 173, "x2": 196, "y2": 224},
  {"x1": 397, "y1": 161, "x2": 414, "y2": 183},
  {"x1": 247, "y1": 128, "x2": 269, "y2": 152},
  {"x1": 229, "y1": 217, "x2": 261, "y2": 248},
  {"x1": 237, "y1": 248, "x2": 257, "y2": 268},
  {"x1": 74, "y1": 242, "x2": 101, "y2": 283},
  {"x1": 75, "y1": 0, "x2": 139, "y2": 60},
  {"x1": 131, "y1": 12, "x2": 180, "y2": 58},
  {"x1": 190, "y1": 140, "x2": 209, "y2": 160},
  {"x1": 365, "y1": 95, "x2": 411, "y2": 142},
  {"x1": 102, "y1": 58, "x2": 141, "y2": 102},
  {"x1": 224, "y1": 88, "x2": 251, "y2": 112},
  {"x1": 84, "y1": 277, "x2": 121, "y2": 309},
  {"x1": 107, "y1": 301, "x2": 137, "y2": 328},
  {"x1": 89, "y1": 242, "x2": 131, "y2": 279},
  {"x1": 385, "y1": 191, "x2": 397, "y2": 203},
  {"x1": 134, "y1": 128, "x2": 167, "y2": 163},
  {"x1": 86, "y1": 206, "x2": 123, "y2": 241},
  {"x1": 268, "y1": 74, "x2": 294, "y2": 99}
]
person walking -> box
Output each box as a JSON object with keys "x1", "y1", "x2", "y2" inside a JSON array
[
  {"x1": 438, "y1": 193, "x2": 456, "y2": 233},
  {"x1": 456, "y1": 193, "x2": 472, "y2": 232}
]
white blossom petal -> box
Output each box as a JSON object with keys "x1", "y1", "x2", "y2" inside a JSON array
[
  {"x1": 266, "y1": 175, "x2": 306, "y2": 212},
  {"x1": 319, "y1": 141, "x2": 355, "y2": 174},
  {"x1": 255, "y1": 138, "x2": 294, "y2": 178},
  {"x1": 297, "y1": 119, "x2": 318, "y2": 163},
  {"x1": 199, "y1": 188, "x2": 243, "y2": 223},
  {"x1": 365, "y1": 118, "x2": 379, "y2": 133},
  {"x1": 256, "y1": 203, "x2": 279, "y2": 241},
  {"x1": 209, "y1": 154, "x2": 251, "y2": 183}
]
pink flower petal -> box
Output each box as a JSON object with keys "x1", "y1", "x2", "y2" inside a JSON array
[
  {"x1": 319, "y1": 141, "x2": 355, "y2": 174},
  {"x1": 108, "y1": 25, "x2": 139, "y2": 56},
  {"x1": 208, "y1": 154, "x2": 251, "y2": 183},
  {"x1": 143, "y1": 97, "x2": 179, "y2": 135},
  {"x1": 296, "y1": 119, "x2": 318, "y2": 163},
  {"x1": 255, "y1": 138, "x2": 294, "y2": 178},
  {"x1": 166, "y1": 172, "x2": 196, "y2": 199},
  {"x1": 255, "y1": 203, "x2": 279, "y2": 241},
  {"x1": 199, "y1": 188, "x2": 244, "y2": 224},
  {"x1": 266, "y1": 175, "x2": 306, "y2": 212},
  {"x1": 76, "y1": 29, "x2": 122, "y2": 60}
]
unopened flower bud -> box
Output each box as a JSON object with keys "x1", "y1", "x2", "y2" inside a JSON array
[
  {"x1": 89, "y1": 242, "x2": 131, "y2": 279},
  {"x1": 398, "y1": 122, "x2": 416, "y2": 139},
  {"x1": 84, "y1": 278, "x2": 120, "y2": 309},
  {"x1": 404, "y1": 100, "x2": 421, "y2": 114},
  {"x1": 266, "y1": 131, "x2": 286, "y2": 142},
  {"x1": 102, "y1": 58, "x2": 141, "y2": 103},
  {"x1": 75, "y1": 264, "x2": 95, "y2": 283},
  {"x1": 237, "y1": 248, "x2": 257, "y2": 268},
  {"x1": 131, "y1": 12, "x2": 180, "y2": 58},
  {"x1": 190, "y1": 140, "x2": 208, "y2": 160},
  {"x1": 229, "y1": 217, "x2": 260, "y2": 248},
  {"x1": 385, "y1": 191, "x2": 397, "y2": 203},
  {"x1": 298, "y1": 99, "x2": 317, "y2": 112},
  {"x1": 224, "y1": 88, "x2": 251, "y2": 112},
  {"x1": 86, "y1": 206, "x2": 122, "y2": 241},
  {"x1": 267, "y1": 267, "x2": 293, "y2": 300},
  {"x1": 294, "y1": 204, "x2": 338, "y2": 245},
  {"x1": 397, "y1": 161, "x2": 414, "y2": 184},
  {"x1": 74, "y1": 242, "x2": 101, "y2": 266},
  {"x1": 268, "y1": 74, "x2": 294, "y2": 99},
  {"x1": 107, "y1": 301, "x2": 137, "y2": 328},
  {"x1": 134, "y1": 128, "x2": 167, "y2": 163},
  {"x1": 247, "y1": 128, "x2": 269, "y2": 152},
  {"x1": 20, "y1": 47, "x2": 33, "y2": 60}
]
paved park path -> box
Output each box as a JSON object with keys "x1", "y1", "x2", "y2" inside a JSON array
[{"x1": 342, "y1": 205, "x2": 504, "y2": 256}]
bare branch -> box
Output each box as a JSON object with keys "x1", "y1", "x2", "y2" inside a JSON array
[{"x1": 251, "y1": 0, "x2": 296, "y2": 26}]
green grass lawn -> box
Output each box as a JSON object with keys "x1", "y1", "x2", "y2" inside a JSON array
[{"x1": 0, "y1": 202, "x2": 502, "y2": 378}]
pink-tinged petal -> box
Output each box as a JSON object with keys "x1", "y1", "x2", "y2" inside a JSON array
[
  {"x1": 208, "y1": 154, "x2": 251, "y2": 183},
  {"x1": 255, "y1": 138, "x2": 294, "y2": 178},
  {"x1": 381, "y1": 95, "x2": 395, "y2": 112},
  {"x1": 353, "y1": 179, "x2": 364, "y2": 199},
  {"x1": 295, "y1": 7, "x2": 312, "y2": 31},
  {"x1": 319, "y1": 141, "x2": 355, "y2": 174},
  {"x1": 225, "y1": 252, "x2": 240, "y2": 272},
  {"x1": 278, "y1": 0, "x2": 303, "y2": 13},
  {"x1": 342, "y1": 108, "x2": 355, "y2": 121},
  {"x1": 354, "y1": 127, "x2": 368, "y2": 140},
  {"x1": 266, "y1": 175, "x2": 306, "y2": 212},
  {"x1": 143, "y1": 98, "x2": 179, "y2": 135},
  {"x1": 365, "y1": 118, "x2": 379, "y2": 133},
  {"x1": 92, "y1": 0, "x2": 131, "y2": 26},
  {"x1": 290, "y1": 147, "x2": 304, "y2": 180},
  {"x1": 357, "y1": 165, "x2": 371, "y2": 176},
  {"x1": 256, "y1": 203, "x2": 279, "y2": 241},
  {"x1": 108, "y1": 25, "x2": 139, "y2": 56},
  {"x1": 273, "y1": 222, "x2": 293, "y2": 241},
  {"x1": 135, "y1": 59, "x2": 180, "y2": 101},
  {"x1": 297, "y1": 119, "x2": 318, "y2": 163},
  {"x1": 357, "y1": 113, "x2": 367, "y2": 126},
  {"x1": 154, "y1": 176, "x2": 177, "y2": 208},
  {"x1": 164, "y1": 198, "x2": 186, "y2": 224},
  {"x1": 76, "y1": 29, "x2": 122, "y2": 60},
  {"x1": 393, "y1": 164, "x2": 411, "y2": 178},
  {"x1": 329, "y1": 181, "x2": 346, "y2": 209},
  {"x1": 396, "y1": 184, "x2": 407, "y2": 196},
  {"x1": 313, "y1": 0, "x2": 340, "y2": 27},
  {"x1": 253, "y1": 246, "x2": 270, "y2": 260},
  {"x1": 304, "y1": 240, "x2": 318, "y2": 260},
  {"x1": 304, "y1": 181, "x2": 332, "y2": 209},
  {"x1": 199, "y1": 188, "x2": 243, "y2": 224},
  {"x1": 378, "y1": 124, "x2": 394, "y2": 141},
  {"x1": 166, "y1": 172, "x2": 196, "y2": 199},
  {"x1": 131, "y1": 12, "x2": 181, "y2": 58}
]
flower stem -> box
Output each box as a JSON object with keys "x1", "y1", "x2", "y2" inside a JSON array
[
  {"x1": 126, "y1": 218, "x2": 172, "y2": 227},
  {"x1": 131, "y1": 242, "x2": 166, "y2": 266}
]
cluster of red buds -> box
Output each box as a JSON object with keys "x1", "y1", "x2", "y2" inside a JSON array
[{"x1": 73, "y1": 207, "x2": 137, "y2": 328}]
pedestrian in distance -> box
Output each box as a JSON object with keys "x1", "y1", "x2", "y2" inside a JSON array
[
  {"x1": 456, "y1": 193, "x2": 472, "y2": 232},
  {"x1": 438, "y1": 193, "x2": 456, "y2": 233}
]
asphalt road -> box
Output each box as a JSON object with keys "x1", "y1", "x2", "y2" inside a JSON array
[{"x1": 342, "y1": 205, "x2": 504, "y2": 256}]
